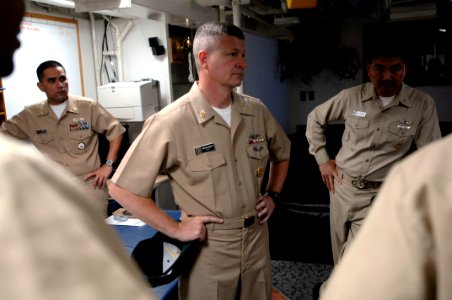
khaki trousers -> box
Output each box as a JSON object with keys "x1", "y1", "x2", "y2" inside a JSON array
[
  {"x1": 179, "y1": 221, "x2": 272, "y2": 300},
  {"x1": 319, "y1": 178, "x2": 380, "y2": 297},
  {"x1": 329, "y1": 178, "x2": 378, "y2": 264}
]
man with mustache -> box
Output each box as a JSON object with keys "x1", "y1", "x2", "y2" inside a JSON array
[{"x1": 306, "y1": 43, "x2": 441, "y2": 297}]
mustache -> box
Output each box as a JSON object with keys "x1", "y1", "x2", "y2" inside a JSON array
[{"x1": 379, "y1": 80, "x2": 395, "y2": 85}]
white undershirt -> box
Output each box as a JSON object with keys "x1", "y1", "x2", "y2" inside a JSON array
[
  {"x1": 211, "y1": 104, "x2": 232, "y2": 126},
  {"x1": 379, "y1": 95, "x2": 395, "y2": 107},
  {"x1": 51, "y1": 100, "x2": 67, "y2": 119}
]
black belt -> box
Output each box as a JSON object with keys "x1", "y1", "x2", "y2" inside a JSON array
[{"x1": 205, "y1": 212, "x2": 257, "y2": 230}]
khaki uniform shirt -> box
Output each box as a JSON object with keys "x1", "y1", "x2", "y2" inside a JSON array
[
  {"x1": 113, "y1": 83, "x2": 290, "y2": 219},
  {"x1": 0, "y1": 135, "x2": 154, "y2": 300},
  {"x1": 321, "y1": 134, "x2": 452, "y2": 300},
  {"x1": 3, "y1": 95, "x2": 125, "y2": 176},
  {"x1": 306, "y1": 82, "x2": 441, "y2": 181}
]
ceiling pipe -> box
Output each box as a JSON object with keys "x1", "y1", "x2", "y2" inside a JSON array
[
  {"x1": 89, "y1": 12, "x2": 101, "y2": 88},
  {"x1": 219, "y1": 4, "x2": 226, "y2": 22},
  {"x1": 101, "y1": 16, "x2": 134, "y2": 82},
  {"x1": 232, "y1": 0, "x2": 243, "y2": 93},
  {"x1": 232, "y1": 0, "x2": 241, "y2": 28}
]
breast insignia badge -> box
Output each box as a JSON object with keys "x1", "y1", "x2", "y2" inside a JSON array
[{"x1": 256, "y1": 167, "x2": 264, "y2": 177}]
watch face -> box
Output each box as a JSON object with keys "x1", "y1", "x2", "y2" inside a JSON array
[{"x1": 106, "y1": 160, "x2": 114, "y2": 166}]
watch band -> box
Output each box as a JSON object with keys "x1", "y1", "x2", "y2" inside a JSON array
[{"x1": 265, "y1": 190, "x2": 280, "y2": 202}]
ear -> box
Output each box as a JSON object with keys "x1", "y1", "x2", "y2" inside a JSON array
[
  {"x1": 37, "y1": 82, "x2": 44, "y2": 92},
  {"x1": 400, "y1": 63, "x2": 407, "y2": 82},
  {"x1": 198, "y1": 50, "x2": 208, "y2": 67},
  {"x1": 366, "y1": 63, "x2": 371, "y2": 77}
]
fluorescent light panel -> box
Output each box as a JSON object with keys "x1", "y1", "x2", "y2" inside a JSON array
[
  {"x1": 30, "y1": 0, "x2": 75, "y2": 8},
  {"x1": 28, "y1": 0, "x2": 131, "y2": 9},
  {"x1": 74, "y1": 0, "x2": 132, "y2": 12}
]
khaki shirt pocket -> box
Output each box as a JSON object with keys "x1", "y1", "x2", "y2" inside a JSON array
[
  {"x1": 246, "y1": 144, "x2": 269, "y2": 179},
  {"x1": 36, "y1": 134, "x2": 54, "y2": 145},
  {"x1": 246, "y1": 144, "x2": 269, "y2": 160},
  {"x1": 389, "y1": 121, "x2": 417, "y2": 149},
  {"x1": 187, "y1": 152, "x2": 226, "y2": 186},
  {"x1": 345, "y1": 117, "x2": 370, "y2": 144},
  {"x1": 67, "y1": 130, "x2": 93, "y2": 154}
]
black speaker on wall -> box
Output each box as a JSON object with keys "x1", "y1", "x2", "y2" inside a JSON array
[
  {"x1": 148, "y1": 37, "x2": 159, "y2": 47},
  {"x1": 148, "y1": 37, "x2": 165, "y2": 56},
  {"x1": 152, "y1": 45, "x2": 165, "y2": 56}
]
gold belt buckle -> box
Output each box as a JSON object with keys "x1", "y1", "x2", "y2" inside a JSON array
[
  {"x1": 243, "y1": 215, "x2": 255, "y2": 228},
  {"x1": 351, "y1": 178, "x2": 367, "y2": 189}
]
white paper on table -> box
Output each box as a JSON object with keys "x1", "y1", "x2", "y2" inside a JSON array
[{"x1": 105, "y1": 215, "x2": 146, "y2": 226}]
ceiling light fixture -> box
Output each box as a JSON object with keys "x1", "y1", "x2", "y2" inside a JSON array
[{"x1": 74, "y1": 0, "x2": 132, "y2": 12}]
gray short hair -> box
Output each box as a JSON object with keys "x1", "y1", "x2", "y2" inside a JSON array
[{"x1": 192, "y1": 22, "x2": 245, "y2": 70}]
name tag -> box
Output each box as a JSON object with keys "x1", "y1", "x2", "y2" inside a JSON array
[
  {"x1": 36, "y1": 129, "x2": 47, "y2": 135},
  {"x1": 352, "y1": 110, "x2": 366, "y2": 118},
  {"x1": 194, "y1": 143, "x2": 215, "y2": 155}
]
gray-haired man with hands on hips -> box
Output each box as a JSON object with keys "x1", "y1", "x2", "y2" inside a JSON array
[{"x1": 109, "y1": 21, "x2": 290, "y2": 300}]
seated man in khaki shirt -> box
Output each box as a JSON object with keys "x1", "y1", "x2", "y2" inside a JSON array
[{"x1": 2, "y1": 60, "x2": 125, "y2": 210}]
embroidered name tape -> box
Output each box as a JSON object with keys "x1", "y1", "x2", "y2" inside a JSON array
[{"x1": 194, "y1": 143, "x2": 215, "y2": 155}]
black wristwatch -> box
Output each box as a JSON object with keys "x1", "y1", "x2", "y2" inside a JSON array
[{"x1": 265, "y1": 191, "x2": 281, "y2": 203}]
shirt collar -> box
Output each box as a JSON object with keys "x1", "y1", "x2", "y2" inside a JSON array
[
  {"x1": 188, "y1": 83, "x2": 256, "y2": 125},
  {"x1": 39, "y1": 95, "x2": 79, "y2": 117},
  {"x1": 188, "y1": 83, "x2": 215, "y2": 125},
  {"x1": 361, "y1": 82, "x2": 411, "y2": 108}
]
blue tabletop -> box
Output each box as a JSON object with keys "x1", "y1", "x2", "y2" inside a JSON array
[{"x1": 111, "y1": 210, "x2": 181, "y2": 300}]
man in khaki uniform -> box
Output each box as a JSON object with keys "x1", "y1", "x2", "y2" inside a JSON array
[
  {"x1": 321, "y1": 134, "x2": 452, "y2": 300},
  {"x1": 1, "y1": 1, "x2": 155, "y2": 299},
  {"x1": 109, "y1": 22, "x2": 290, "y2": 300},
  {"x1": 2, "y1": 60, "x2": 125, "y2": 209},
  {"x1": 306, "y1": 42, "x2": 441, "y2": 296}
]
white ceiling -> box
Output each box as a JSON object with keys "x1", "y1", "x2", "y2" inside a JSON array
[{"x1": 28, "y1": 0, "x2": 443, "y2": 41}]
